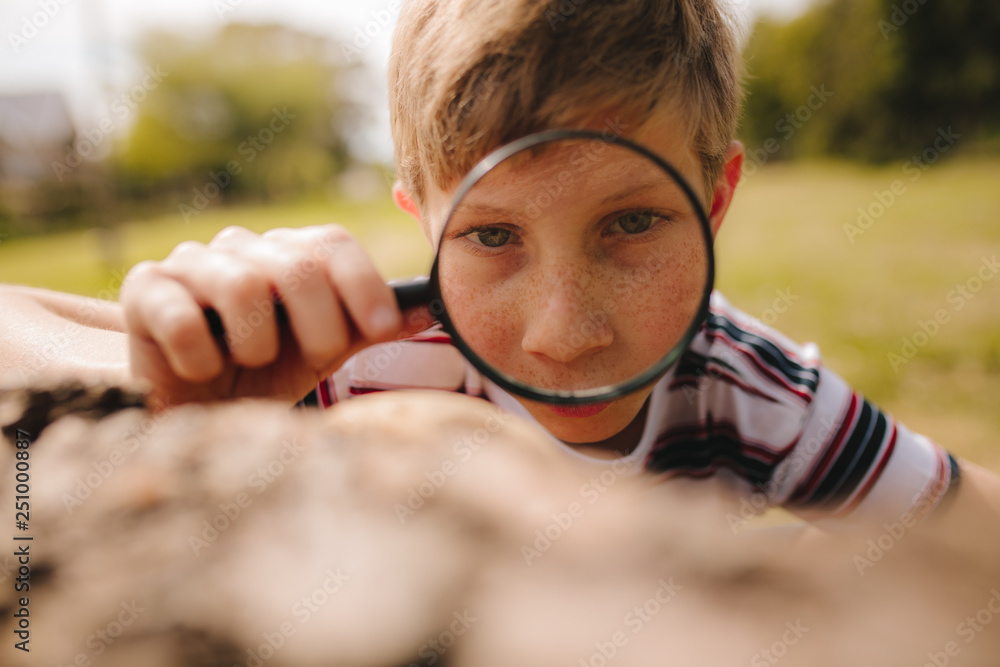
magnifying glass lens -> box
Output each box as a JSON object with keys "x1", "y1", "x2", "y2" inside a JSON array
[{"x1": 434, "y1": 131, "x2": 713, "y2": 404}]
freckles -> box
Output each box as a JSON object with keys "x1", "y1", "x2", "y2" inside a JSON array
[
  {"x1": 450, "y1": 280, "x2": 525, "y2": 368},
  {"x1": 623, "y1": 243, "x2": 707, "y2": 364}
]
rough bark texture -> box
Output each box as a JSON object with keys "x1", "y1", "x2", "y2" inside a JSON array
[{"x1": 0, "y1": 381, "x2": 997, "y2": 666}]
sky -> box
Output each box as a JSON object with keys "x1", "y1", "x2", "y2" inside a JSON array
[{"x1": 0, "y1": 0, "x2": 816, "y2": 163}]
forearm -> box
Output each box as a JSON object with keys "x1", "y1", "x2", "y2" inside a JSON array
[
  {"x1": 0, "y1": 285, "x2": 129, "y2": 386},
  {"x1": 923, "y1": 460, "x2": 1000, "y2": 565}
]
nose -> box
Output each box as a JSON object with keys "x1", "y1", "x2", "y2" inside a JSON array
[{"x1": 520, "y1": 269, "x2": 613, "y2": 363}]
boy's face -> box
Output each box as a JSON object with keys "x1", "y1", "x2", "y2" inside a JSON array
[{"x1": 406, "y1": 111, "x2": 730, "y2": 446}]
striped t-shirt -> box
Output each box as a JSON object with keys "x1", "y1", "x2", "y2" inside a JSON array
[{"x1": 308, "y1": 291, "x2": 958, "y2": 528}]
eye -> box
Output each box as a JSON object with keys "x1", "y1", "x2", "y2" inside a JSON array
[
  {"x1": 474, "y1": 227, "x2": 513, "y2": 247},
  {"x1": 611, "y1": 212, "x2": 656, "y2": 235}
]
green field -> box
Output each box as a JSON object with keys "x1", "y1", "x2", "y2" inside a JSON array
[{"x1": 1, "y1": 159, "x2": 997, "y2": 467}]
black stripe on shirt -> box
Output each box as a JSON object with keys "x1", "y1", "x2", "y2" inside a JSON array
[
  {"x1": 646, "y1": 432, "x2": 779, "y2": 488},
  {"x1": 705, "y1": 313, "x2": 820, "y2": 394},
  {"x1": 672, "y1": 349, "x2": 742, "y2": 382},
  {"x1": 795, "y1": 399, "x2": 889, "y2": 509}
]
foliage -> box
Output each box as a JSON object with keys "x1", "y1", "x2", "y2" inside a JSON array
[
  {"x1": 740, "y1": 0, "x2": 1000, "y2": 162},
  {"x1": 113, "y1": 23, "x2": 359, "y2": 207}
]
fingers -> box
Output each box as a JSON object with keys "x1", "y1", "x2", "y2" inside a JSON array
[
  {"x1": 313, "y1": 227, "x2": 403, "y2": 340},
  {"x1": 121, "y1": 261, "x2": 225, "y2": 383},
  {"x1": 162, "y1": 239, "x2": 281, "y2": 368},
  {"x1": 237, "y1": 228, "x2": 354, "y2": 371},
  {"x1": 121, "y1": 224, "x2": 413, "y2": 393}
]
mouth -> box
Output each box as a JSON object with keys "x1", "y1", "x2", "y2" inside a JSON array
[{"x1": 544, "y1": 401, "x2": 612, "y2": 418}]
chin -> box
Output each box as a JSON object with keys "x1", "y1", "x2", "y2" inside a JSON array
[{"x1": 519, "y1": 395, "x2": 645, "y2": 445}]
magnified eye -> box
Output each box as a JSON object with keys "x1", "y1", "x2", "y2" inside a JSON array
[
  {"x1": 472, "y1": 227, "x2": 512, "y2": 247},
  {"x1": 613, "y1": 212, "x2": 656, "y2": 235}
]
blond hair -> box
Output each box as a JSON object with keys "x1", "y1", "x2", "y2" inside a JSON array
[{"x1": 389, "y1": 0, "x2": 745, "y2": 208}]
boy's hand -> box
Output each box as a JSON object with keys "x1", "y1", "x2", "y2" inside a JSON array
[{"x1": 120, "y1": 225, "x2": 428, "y2": 407}]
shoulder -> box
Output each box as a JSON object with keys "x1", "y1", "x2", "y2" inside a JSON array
[
  {"x1": 645, "y1": 292, "x2": 841, "y2": 485},
  {"x1": 665, "y1": 291, "x2": 826, "y2": 421},
  {"x1": 648, "y1": 293, "x2": 956, "y2": 526}
]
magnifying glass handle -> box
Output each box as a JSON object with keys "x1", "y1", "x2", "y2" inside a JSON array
[
  {"x1": 392, "y1": 276, "x2": 432, "y2": 310},
  {"x1": 203, "y1": 276, "x2": 433, "y2": 340}
]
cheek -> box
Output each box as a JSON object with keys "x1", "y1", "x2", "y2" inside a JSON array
[
  {"x1": 613, "y1": 236, "x2": 708, "y2": 362},
  {"x1": 440, "y1": 268, "x2": 526, "y2": 366}
]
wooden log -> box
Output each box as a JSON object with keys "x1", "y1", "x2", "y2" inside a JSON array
[{"x1": 0, "y1": 382, "x2": 997, "y2": 666}]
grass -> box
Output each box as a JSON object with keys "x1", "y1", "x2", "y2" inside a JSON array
[
  {"x1": 1, "y1": 159, "x2": 997, "y2": 467},
  {"x1": 0, "y1": 195, "x2": 432, "y2": 298},
  {"x1": 716, "y1": 157, "x2": 1000, "y2": 468}
]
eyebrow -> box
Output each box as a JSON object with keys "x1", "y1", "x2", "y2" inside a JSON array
[
  {"x1": 598, "y1": 180, "x2": 664, "y2": 204},
  {"x1": 450, "y1": 201, "x2": 516, "y2": 218},
  {"x1": 451, "y1": 179, "x2": 678, "y2": 219}
]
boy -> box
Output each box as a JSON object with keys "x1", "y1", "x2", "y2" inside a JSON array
[{"x1": 0, "y1": 0, "x2": 996, "y2": 534}]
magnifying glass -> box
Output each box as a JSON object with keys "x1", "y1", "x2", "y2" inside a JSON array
[{"x1": 208, "y1": 129, "x2": 714, "y2": 405}]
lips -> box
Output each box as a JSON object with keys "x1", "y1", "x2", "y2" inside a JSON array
[{"x1": 545, "y1": 401, "x2": 611, "y2": 418}]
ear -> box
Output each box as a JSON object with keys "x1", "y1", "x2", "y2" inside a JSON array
[
  {"x1": 392, "y1": 180, "x2": 430, "y2": 236},
  {"x1": 707, "y1": 141, "x2": 744, "y2": 238}
]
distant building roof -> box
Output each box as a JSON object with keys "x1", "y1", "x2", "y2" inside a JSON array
[{"x1": 0, "y1": 92, "x2": 75, "y2": 180}]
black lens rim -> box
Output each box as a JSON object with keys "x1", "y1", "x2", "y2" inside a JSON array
[{"x1": 428, "y1": 128, "x2": 715, "y2": 405}]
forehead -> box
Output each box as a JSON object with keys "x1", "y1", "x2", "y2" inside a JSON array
[{"x1": 423, "y1": 114, "x2": 704, "y2": 241}]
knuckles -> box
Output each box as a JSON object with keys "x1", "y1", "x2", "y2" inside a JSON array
[
  {"x1": 120, "y1": 261, "x2": 159, "y2": 298},
  {"x1": 165, "y1": 239, "x2": 207, "y2": 265},
  {"x1": 213, "y1": 265, "x2": 270, "y2": 308},
  {"x1": 212, "y1": 225, "x2": 257, "y2": 246}
]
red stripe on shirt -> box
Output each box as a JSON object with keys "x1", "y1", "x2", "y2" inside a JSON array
[
  {"x1": 833, "y1": 421, "x2": 898, "y2": 517},
  {"x1": 789, "y1": 392, "x2": 859, "y2": 503},
  {"x1": 703, "y1": 328, "x2": 813, "y2": 403}
]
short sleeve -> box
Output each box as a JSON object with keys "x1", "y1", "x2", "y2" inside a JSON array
[
  {"x1": 770, "y1": 364, "x2": 957, "y2": 528},
  {"x1": 647, "y1": 293, "x2": 958, "y2": 529}
]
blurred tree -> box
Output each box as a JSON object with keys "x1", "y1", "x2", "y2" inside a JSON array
[
  {"x1": 114, "y1": 23, "x2": 359, "y2": 212},
  {"x1": 740, "y1": 0, "x2": 1000, "y2": 162},
  {"x1": 881, "y1": 0, "x2": 1000, "y2": 150}
]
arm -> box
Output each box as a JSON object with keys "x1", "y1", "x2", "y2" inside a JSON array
[
  {"x1": 3, "y1": 225, "x2": 431, "y2": 408},
  {"x1": 0, "y1": 285, "x2": 129, "y2": 385},
  {"x1": 923, "y1": 459, "x2": 1000, "y2": 563}
]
